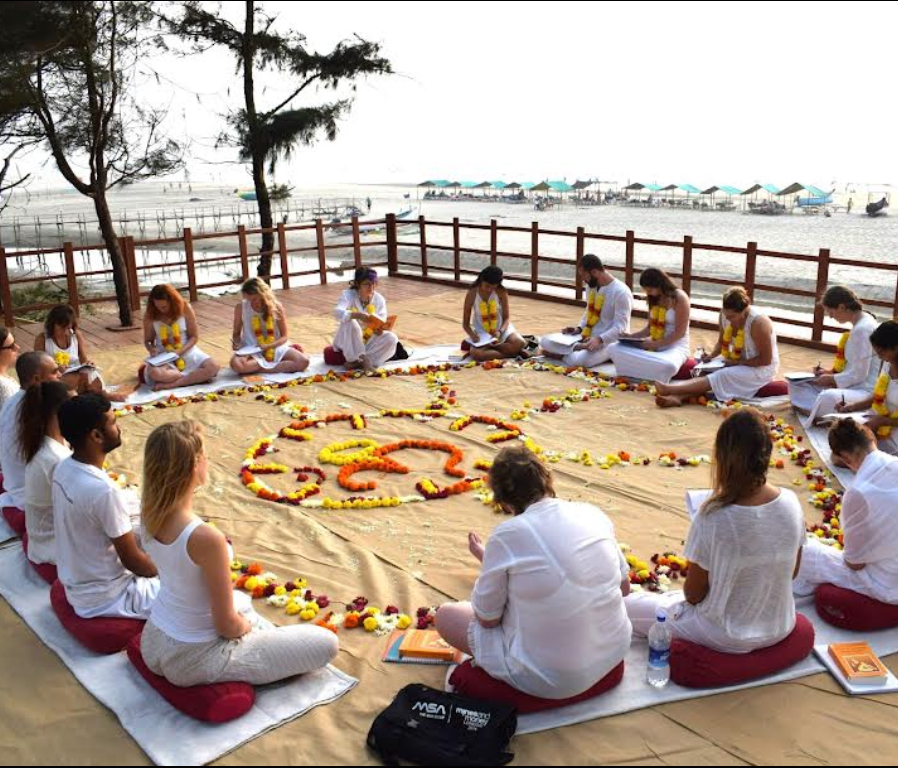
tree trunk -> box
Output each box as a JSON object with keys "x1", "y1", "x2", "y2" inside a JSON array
[
  {"x1": 253, "y1": 153, "x2": 274, "y2": 278},
  {"x1": 93, "y1": 191, "x2": 133, "y2": 327}
]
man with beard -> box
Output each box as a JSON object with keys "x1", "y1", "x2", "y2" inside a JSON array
[
  {"x1": 53, "y1": 394, "x2": 159, "y2": 619},
  {"x1": 539, "y1": 254, "x2": 633, "y2": 368}
]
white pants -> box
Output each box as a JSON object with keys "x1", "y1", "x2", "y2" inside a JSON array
[
  {"x1": 708, "y1": 363, "x2": 778, "y2": 401},
  {"x1": 334, "y1": 320, "x2": 398, "y2": 367},
  {"x1": 74, "y1": 576, "x2": 160, "y2": 620},
  {"x1": 625, "y1": 590, "x2": 790, "y2": 654},
  {"x1": 607, "y1": 343, "x2": 690, "y2": 384},
  {"x1": 793, "y1": 535, "x2": 898, "y2": 604},
  {"x1": 790, "y1": 381, "x2": 870, "y2": 423}
]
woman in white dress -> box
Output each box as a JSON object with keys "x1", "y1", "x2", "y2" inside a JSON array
[
  {"x1": 142, "y1": 285, "x2": 220, "y2": 391},
  {"x1": 607, "y1": 268, "x2": 691, "y2": 383},
  {"x1": 835, "y1": 321, "x2": 898, "y2": 455},
  {"x1": 789, "y1": 286, "x2": 879, "y2": 424},
  {"x1": 435, "y1": 445, "x2": 632, "y2": 700},
  {"x1": 654, "y1": 287, "x2": 778, "y2": 407},
  {"x1": 230, "y1": 278, "x2": 309, "y2": 376},
  {"x1": 0, "y1": 327, "x2": 20, "y2": 412},
  {"x1": 462, "y1": 266, "x2": 527, "y2": 362},
  {"x1": 626, "y1": 409, "x2": 805, "y2": 654},
  {"x1": 332, "y1": 267, "x2": 398, "y2": 373}
]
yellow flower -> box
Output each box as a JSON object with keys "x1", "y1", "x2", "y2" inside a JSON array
[
  {"x1": 286, "y1": 601, "x2": 301, "y2": 616},
  {"x1": 274, "y1": 586, "x2": 287, "y2": 596},
  {"x1": 397, "y1": 615, "x2": 412, "y2": 630},
  {"x1": 363, "y1": 617, "x2": 379, "y2": 632},
  {"x1": 300, "y1": 609, "x2": 316, "y2": 621},
  {"x1": 244, "y1": 576, "x2": 260, "y2": 591}
]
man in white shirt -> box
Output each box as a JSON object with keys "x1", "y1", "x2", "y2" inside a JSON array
[
  {"x1": 793, "y1": 419, "x2": 898, "y2": 603},
  {"x1": 540, "y1": 254, "x2": 633, "y2": 368},
  {"x1": 54, "y1": 393, "x2": 159, "y2": 619},
  {"x1": 0, "y1": 351, "x2": 61, "y2": 512}
]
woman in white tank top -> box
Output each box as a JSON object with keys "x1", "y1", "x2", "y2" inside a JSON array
[
  {"x1": 139, "y1": 421, "x2": 338, "y2": 687},
  {"x1": 462, "y1": 266, "x2": 527, "y2": 362}
]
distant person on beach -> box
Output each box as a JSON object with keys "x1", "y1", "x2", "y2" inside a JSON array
[
  {"x1": 366, "y1": 196, "x2": 372, "y2": 213},
  {"x1": 35, "y1": 304, "x2": 123, "y2": 399},
  {"x1": 332, "y1": 267, "x2": 398, "y2": 373},
  {"x1": 230, "y1": 278, "x2": 309, "y2": 376},
  {"x1": 847, "y1": 198, "x2": 853, "y2": 214},
  {"x1": 462, "y1": 266, "x2": 528, "y2": 362},
  {"x1": 653, "y1": 287, "x2": 779, "y2": 407},
  {"x1": 606, "y1": 268, "x2": 691, "y2": 383},
  {"x1": 142, "y1": 284, "x2": 220, "y2": 392},
  {"x1": 540, "y1": 253, "x2": 632, "y2": 368},
  {"x1": 789, "y1": 286, "x2": 879, "y2": 423}
]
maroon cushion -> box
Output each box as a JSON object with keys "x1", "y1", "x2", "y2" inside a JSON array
[
  {"x1": 815, "y1": 584, "x2": 898, "y2": 631},
  {"x1": 0, "y1": 472, "x2": 4, "y2": 493},
  {"x1": 673, "y1": 358, "x2": 698, "y2": 380},
  {"x1": 460, "y1": 339, "x2": 472, "y2": 352},
  {"x1": 127, "y1": 634, "x2": 255, "y2": 723},
  {"x1": 50, "y1": 579, "x2": 144, "y2": 654},
  {"x1": 323, "y1": 346, "x2": 346, "y2": 366},
  {"x1": 755, "y1": 380, "x2": 789, "y2": 398},
  {"x1": 21, "y1": 533, "x2": 57, "y2": 585},
  {"x1": 670, "y1": 613, "x2": 814, "y2": 688},
  {"x1": 2, "y1": 506, "x2": 26, "y2": 538},
  {"x1": 449, "y1": 660, "x2": 624, "y2": 714},
  {"x1": 137, "y1": 363, "x2": 147, "y2": 385}
]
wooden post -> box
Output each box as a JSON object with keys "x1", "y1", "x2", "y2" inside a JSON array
[
  {"x1": 0, "y1": 247, "x2": 13, "y2": 327},
  {"x1": 63, "y1": 242, "x2": 80, "y2": 317},
  {"x1": 121, "y1": 236, "x2": 140, "y2": 312},
  {"x1": 238, "y1": 224, "x2": 250, "y2": 282},
  {"x1": 490, "y1": 220, "x2": 498, "y2": 267},
  {"x1": 452, "y1": 217, "x2": 461, "y2": 282},
  {"x1": 681, "y1": 235, "x2": 693, "y2": 297},
  {"x1": 315, "y1": 219, "x2": 327, "y2": 285},
  {"x1": 625, "y1": 230, "x2": 635, "y2": 289},
  {"x1": 418, "y1": 215, "x2": 428, "y2": 277},
  {"x1": 277, "y1": 222, "x2": 291, "y2": 290},
  {"x1": 183, "y1": 227, "x2": 198, "y2": 302},
  {"x1": 386, "y1": 213, "x2": 398, "y2": 276},
  {"x1": 352, "y1": 217, "x2": 362, "y2": 269},
  {"x1": 744, "y1": 241, "x2": 758, "y2": 300},
  {"x1": 812, "y1": 248, "x2": 831, "y2": 342},
  {"x1": 575, "y1": 227, "x2": 585, "y2": 301},
  {"x1": 893, "y1": 271, "x2": 898, "y2": 321},
  {"x1": 531, "y1": 222, "x2": 539, "y2": 292}
]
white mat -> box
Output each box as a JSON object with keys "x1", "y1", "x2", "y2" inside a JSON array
[
  {"x1": 0, "y1": 546, "x2": 357, "y2": 766},
  {"x1": 0, "y1": 514, "x2": 16, "y2": 544},
  {"x1": 517, "y1": 602, "x2": 898, "y2": 734},
  {"x1": 126, "y1": 345, "x2": 462, "y2": 405}
]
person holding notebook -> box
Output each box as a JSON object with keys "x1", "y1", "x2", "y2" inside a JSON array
[
  {"x1": 461, "y1": 266, "x2": 528, "y2": 362},
  {"x1": 332, "y1": 267, "x2": 399, "y2": 373}
]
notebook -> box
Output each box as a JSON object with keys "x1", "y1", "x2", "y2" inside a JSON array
[
  {"x1": 382, "y1": 630, "x2": 463, "y2": 666},
  {"x1": 145, "y1": 351, "x2": 179, "y2": 367}
]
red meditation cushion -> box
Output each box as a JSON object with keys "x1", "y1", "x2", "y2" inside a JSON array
[
  {"x1": 137, "y1": 363, "x2": 147, "y2": 385},
  {"x1": 815, "y1": 584, "x2": 898, "y2": 631},
  {"x1": 127, "y1": 634, "x2": 255, "y2": 723},
  {"x1": 323, "y1": 346, "x2": 347, "y2": 366},
  {"x1": 21, "y1": 533, "x2": 57, "y2": 585},
  {"x1": 449, "y1": 660, "x2": 624, "y2": 714},
  {"x1": 673, "y1": 358, "x2": 698, "y2": 380},
  {"x1": 670, "y1": 613, "x2": 814, "y2": 688},
  {"x1": 49, "y1": 579, "x2": 144, "y2": 654},
  {"x1": 755, "y1": 380, "x2": 789, "y2": 398},
  {"x1": 2, "y1": 506, "x2": 26, "y2": 538},
  {"x1": 0, "y1": 472, "x2": 4, "y2": 493}
]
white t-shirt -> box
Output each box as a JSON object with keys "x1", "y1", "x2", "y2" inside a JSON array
[
  {"x1": 470, "y1": 497, "x2": 632, "y2": 699},
  {"x1": 0, "y1": 375, "x2": 18, "y2": 413},
  {"x1": 684, "y1": 489, "x2": 803, "y2": 646},
  {"x1": 23, "y1": 437, "x2": 71, "y2": 565},
  {"x1": 579, "y1": 278, "x2": 634, "y2": 345},
  {"x1": 0, "y1": 389, "x2": 25, "y2": 508},
  {"x1": 52, "y1": 458, "x2": 135, "y2": 614}
]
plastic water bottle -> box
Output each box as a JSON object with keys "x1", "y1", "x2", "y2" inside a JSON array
[{"x1": 647, "y1": 610, "x2": 672, "y2": 687}]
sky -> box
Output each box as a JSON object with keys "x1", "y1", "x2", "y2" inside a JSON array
[{"x1": 13, "y1": 0, "x2": 898, "y2": 190}]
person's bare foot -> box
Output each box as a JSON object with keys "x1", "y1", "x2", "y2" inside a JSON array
[
  {"x1": 360, "y1": 355, "x2": 375, "y2": 374},
  {"x1": 654, "y1": 380, "x2": 672, "y2": 396},
  {"x1": 655, "y1": 394, "x2": 683, "y2": 408}
]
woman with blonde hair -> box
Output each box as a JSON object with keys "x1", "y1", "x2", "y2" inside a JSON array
[
  {"x1": 654, "y1": 286, "x2": 779, "y2": 407},
  {"x1": 625, "y1": 409, "x2": 804, "y2": 653},
  {"x1": 139, "y1": 420, "x2": 338, "y2": 687},
  {"x1": 789, "y1": 286, "x2": 879, "y2": 423},
  {"x1": 230, "y1": 278, "x2": 309, "y2": 376},
  {"x1": 142, "y1": 284, "x2": 219, "y2": 391}
]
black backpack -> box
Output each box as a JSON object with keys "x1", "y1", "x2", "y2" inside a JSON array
[{"x1": 367, "y1": 683, "x2": 517, "y2": 766}]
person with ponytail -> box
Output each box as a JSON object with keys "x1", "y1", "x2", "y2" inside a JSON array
[
  {"x1": 625, "y1": 409, "x2": 804, "y2": 653},
  {"x1": 139, "y1": 421, "x2": 338, "y2": 687},
  {"x1": 230, "y1": 278, "x2": 309, "y2": 376},
  {"x1": 21, "y1": 381, "x2": 74, "y2": 565},
  {"x1": 789, "y1": 286, "x2": 879, "y2": 423}
]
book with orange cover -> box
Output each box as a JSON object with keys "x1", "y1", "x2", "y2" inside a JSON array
[
  {"x1": 398, "y1": 629, "x2": 461, "y2": 662},
  {"x1": 381, "y1": 630, "x2": 463, "y2": 666},
  {"x1": 828, "y1": 642, "x2": 888, "y2": 683},
  {"x1": 365, "y1": 315, "x2": 397, "y2": 332}
]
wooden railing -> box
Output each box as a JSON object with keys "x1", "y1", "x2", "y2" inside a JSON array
[{"x1": 2, "y1": 214, "x2": 896, "y2": 351}]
